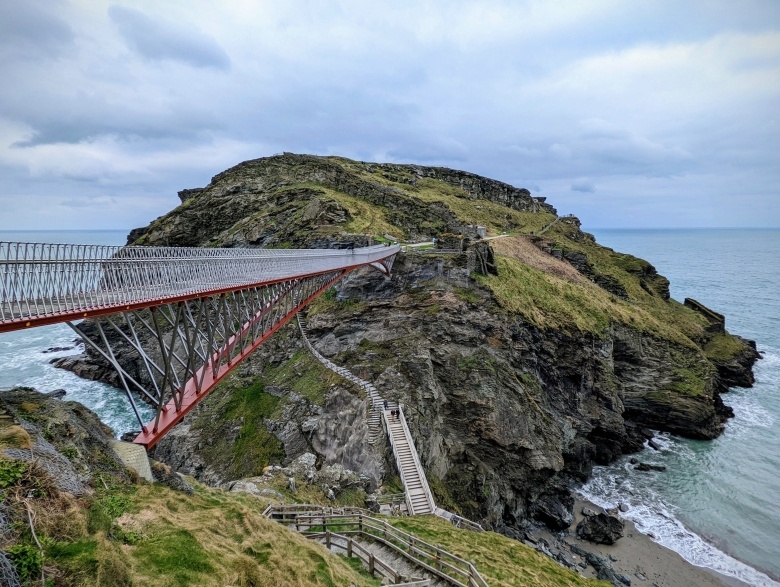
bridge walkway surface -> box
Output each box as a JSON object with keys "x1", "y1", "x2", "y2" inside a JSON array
[{"x1": 0, "y1": 240, "x2": 398, "y2": 448}]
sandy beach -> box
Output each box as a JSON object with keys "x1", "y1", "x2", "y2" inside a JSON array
[{"x1": 529, "y1": 498, "x2": 749, "y2": 587}]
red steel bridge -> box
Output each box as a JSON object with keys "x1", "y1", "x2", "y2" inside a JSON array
[{"x1": 0, "y1": 240, "x2": 399, "y2": 448}]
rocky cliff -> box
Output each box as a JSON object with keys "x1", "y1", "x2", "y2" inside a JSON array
[{"x1": 54, "y1": 153, "x2": 758, "y2": 536}]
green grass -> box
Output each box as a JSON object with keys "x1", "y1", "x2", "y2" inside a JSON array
[
  {"x1": 477, "y1": 257, "x2": 615, "y2": 335},
  {"x1": 704, "y1": 332, "x2": 748, "y2": 362},
  {"x1": 540, "y1": 222, "x2": 711, "y2": 343},
  {"x1": 0, "y1": 457, "x2": 27, "y2": 487},
  {"x1": 274, "y1": 182, "x2": 405, "y2": 239},
  {"x1": 478, "y1": 255, "x2": 707, "y2": 350},
  {"x1": 411, "y1": 177, "x2": 555, "y2": 235},
  {"x1": 662, "y1": 347, "x2": 714, "y2": 397},
  {"x1": 192, "y1": 377, "x2": 285, "y2": 479},
  {"x1": 88, "y1": 485, "x2": 136, "y2": 533},
  {"x1": 324, "y1": 159, "x2": 555, "y2": 237},
  {"x1": 453, "y1": 286, "x2": 482, "y2": 305},
  {"x1": 46, "y1": 539, "x2": 99, "y2": 577},
  {"x1": 264, "y1": 348, "x2": 342, "y2": 404},
  {"x1": 133, "y1": 528, "x2": 215, "y2": 585},
  {"x1": 306, "y1": 289, "x2": 368, "y2": 317},
  {"x1": 42, "y1": 479, "x2": 380, "y2": 587},
  {"x1": 387, "y1": 515, "x2": 609, "y2": 587}
]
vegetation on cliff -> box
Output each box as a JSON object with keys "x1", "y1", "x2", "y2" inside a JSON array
[
  {"x1": 127, "y1": 152, "x2": 757, "y2": 496},
  {"x1": 31, "y1": 152, "x2": 758, "y2": 583}
]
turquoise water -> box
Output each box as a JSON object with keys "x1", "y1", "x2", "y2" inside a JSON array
[
  {"x1": 0, "y1": 230, "x2": 154, "y2": 435},
  {"x1": 583, "y1": 229, "x2": 780, "y2": 587}
]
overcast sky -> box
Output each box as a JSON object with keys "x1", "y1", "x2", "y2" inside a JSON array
[{"x1": 1, "y1": 0, "x2": 778, "y2": 231}]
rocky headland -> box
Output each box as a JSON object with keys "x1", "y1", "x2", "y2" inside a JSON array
[{"x1": 52, "y1": 153, "x2": 759, "y2": 542}]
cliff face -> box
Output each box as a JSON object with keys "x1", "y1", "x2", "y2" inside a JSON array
[{"x1": 57, "y1": 153, "x2": 758, "y2": 534}]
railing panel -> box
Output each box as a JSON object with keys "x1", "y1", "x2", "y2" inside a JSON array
[
  {"x1": 264, "y1": 505, "x2": 489, "y2": 586},
  {"x1": 0, "y1": 242, "x2": 398, "y2": 329}
]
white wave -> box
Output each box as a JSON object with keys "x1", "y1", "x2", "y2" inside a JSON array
[
  {"x1": 642, "y1": 430, "x2": 676, "y2": 452},
  {"x1": 754, "y1": 347, "x2": 780, "y2": 387},
  {"x1": 731, "y1": 398, "x2": 775, "y2": 429},
  {"x1": 0, "y1": 324, "x2": 151, "y2": 435},
  {"x1": 580, "y1": 473, "x2": 780, "y2": 587}
]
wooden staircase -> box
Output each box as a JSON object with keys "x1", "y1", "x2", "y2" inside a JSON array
[
  {"x1": 384, "y1": 406, "x2": 435, "y2": 516},
  {"x1": 296, "y1": 310, "x2": 479, "y2": 529}
]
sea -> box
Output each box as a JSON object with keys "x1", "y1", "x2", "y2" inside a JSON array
[
  {"x1": 0, "y1": 228, "x2": 778, "y2": 585},
  {"x1": 0, "y1": 230, "x2": 155, "y2": 433},
  {"x1": 584, "y1": 228, "x2": 780, "y2": 587}
]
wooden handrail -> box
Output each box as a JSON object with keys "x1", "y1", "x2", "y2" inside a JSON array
[
  {"x1": 396, "y1": 405, "x2": 436, "y2": 512},
  {"x1": 265, "y1": 506, "x2": 489, "y2": 587}
]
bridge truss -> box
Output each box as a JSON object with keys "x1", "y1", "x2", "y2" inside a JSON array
[{"x1": 0, "y1": 241, "x2": 398, "y2": 448}]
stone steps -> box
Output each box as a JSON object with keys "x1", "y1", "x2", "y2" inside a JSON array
[{"x1": 296, "y1": 312, "x2": 386, "y2": 444}]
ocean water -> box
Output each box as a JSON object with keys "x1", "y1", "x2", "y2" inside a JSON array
[
  {"x1": 0, "y1": 230, "x2": 153, "y2": 435},
  {"x1": 583, "y1": 229, "x2": 780, "y2": 587}
]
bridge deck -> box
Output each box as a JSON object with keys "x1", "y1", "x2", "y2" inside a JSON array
[{"x1": 0, "y1": 242, "x2": 399, "y2": 332}]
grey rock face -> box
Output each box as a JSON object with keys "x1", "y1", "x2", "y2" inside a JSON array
[
  {"x1": 576, "y1": 513, "x2": 625, "y2": 545},
  {"x1": 309, "y1": 388, "x2": 383, "y2": 488},
  {"x1": 0, "y1": 387, "x2": 134, "y2": 495}
]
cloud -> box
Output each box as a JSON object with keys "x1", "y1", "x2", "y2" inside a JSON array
[
  {"x1": 571, "y1": 180, "x2": 596, "y2": 193},
  {"x1": 108, "y1": 5, "x2": 230, "y2": 70},
  {"x1": 0, "y1": 1, "x2": 74, "y2": 58},
  {"x1": 0, "y1": 1, "x2": 778, "y2": 229}
]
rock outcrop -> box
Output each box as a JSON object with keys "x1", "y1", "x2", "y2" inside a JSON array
[
  {"x1": 50, "y1": 153, "x2": 758, "y2": 539},
  {"x1": 576, "y1": 513, "x2": 625, "y2": 545},
  {"x1": 0, "y1": 387, "x2": 131, "y2": 494}
]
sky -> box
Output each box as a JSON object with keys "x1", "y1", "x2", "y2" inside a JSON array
[{"x1": 1, "y1": 0, "x2": 779, "y2": 231}]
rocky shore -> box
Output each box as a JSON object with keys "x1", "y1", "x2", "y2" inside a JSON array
[{"x1": 523, "y1": 498, "x2": 750, "y2": 587}]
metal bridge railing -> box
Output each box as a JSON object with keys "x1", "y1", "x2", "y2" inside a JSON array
[{"x1": 0, "y1": 242, "x2": 399, "y2": 330}]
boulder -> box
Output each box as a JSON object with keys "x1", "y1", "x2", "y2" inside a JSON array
[
  {"x1": 634, "y1": 462, "x2": 666, "y2": 472},
  {"x1": 151, "y1": 461, "x2": 194, "y2": 494},
  {"x1": 576, "y1": 513, "x2": 624, "y2": 545},
  {"x1": 532, "y1": 486, "x2": 574, "y2": 530}
]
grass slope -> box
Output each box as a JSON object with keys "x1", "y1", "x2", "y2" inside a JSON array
[
  {"x1": 1, "y1": 457, "x2": 378, "y2": 587},
  {"x1": 389, "y1": 515, "x2": 609, "y2": 587},
  {"x1": 3, "y1": 455, "x2": 610, "y2": 587}
]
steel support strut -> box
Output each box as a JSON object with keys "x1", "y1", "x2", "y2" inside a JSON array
[{"x1": 68, "y1": 270, "x2": 349, "y2": 449}]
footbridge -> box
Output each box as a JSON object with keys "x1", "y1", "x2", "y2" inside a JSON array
[{"x1": 0, "y1": 240, "x2": 398, "y2": 448}]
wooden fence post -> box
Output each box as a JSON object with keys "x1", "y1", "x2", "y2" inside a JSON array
[
  {"x1": 468, "y1": 562, "x2": 477, "y2": 586},
  {"x1": 347, "y1": 537, "x2": 352, "y2": 558}
]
